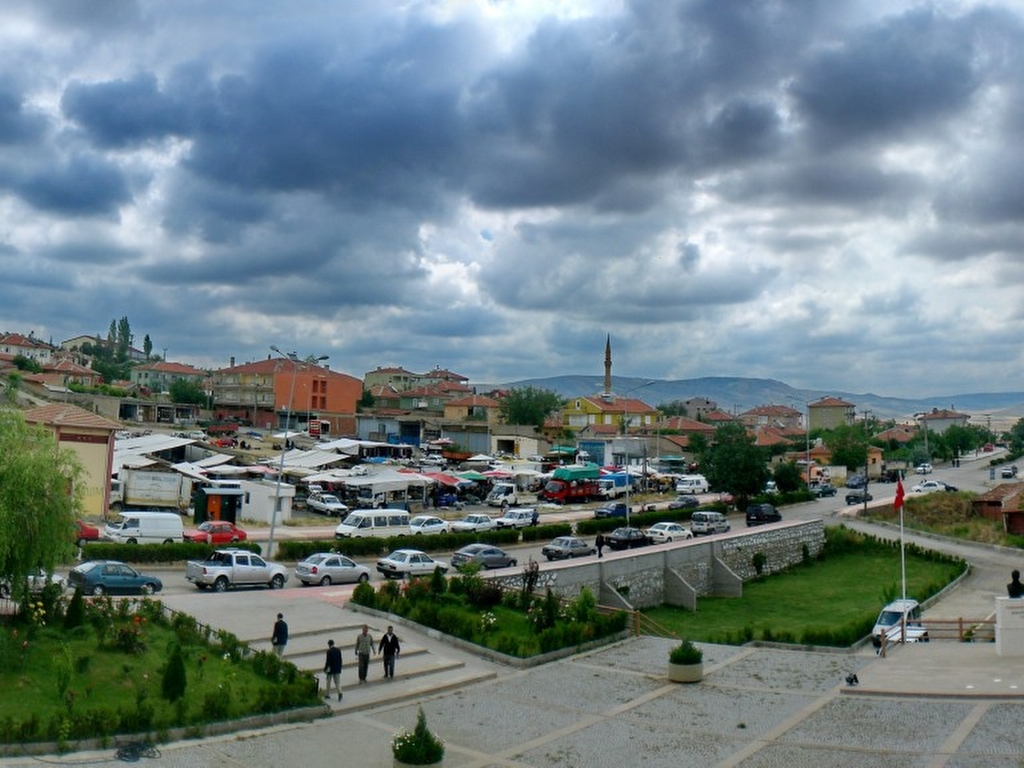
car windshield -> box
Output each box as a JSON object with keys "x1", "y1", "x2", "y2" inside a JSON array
[{"x1": 877, "y1": 609, "x2": 907, "y2": 627}]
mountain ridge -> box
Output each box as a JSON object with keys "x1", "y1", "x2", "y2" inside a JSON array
[{"x1": 491, "y1": 375, "x2": 1024, "y2": 422}]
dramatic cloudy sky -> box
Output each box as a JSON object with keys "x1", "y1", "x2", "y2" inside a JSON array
[{"x1": 4, "y1": 0, "x2": 1024, "y2": 397}]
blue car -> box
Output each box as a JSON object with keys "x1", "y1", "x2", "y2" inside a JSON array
[{"x1": 67, "y1": 561, "x2": 163, "y2": 596}]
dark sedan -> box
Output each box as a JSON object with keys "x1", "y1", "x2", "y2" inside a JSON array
[
  {"x1": 450, "y1": 544, "x2": 518, "y2": 570},
  {"x1": 67, "y1": 561, "x2": 163, "y2": 596},
  {"x1": 541, "y1": 536, "x2": 596, "y2": 561},
  {"x1": 845, "y1": 489, "x2": 873, "y2": 505},
  {"x1": 667, "y1": 495, "x2": 700, "y2": 510},
  {"x1": 605, "y1": 527, "x2": 651, "y2": 551}
]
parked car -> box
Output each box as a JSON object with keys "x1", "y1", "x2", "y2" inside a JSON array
[
  {"x1": 690, "y1": 510, "x2": 731, "y2": 535},
  {"x1": 645, "y1": 522, "x2": 693, "y2": 543},
  {"x1": 409, "y1": 515, "x2": 450, "y2": 535},
  {"x1": 541, "y1": 536, "x2": 596, "y2": 561},
  {"x1": 846, "y1": 474, "x2": 867, "y2": 489},
  {"x1": 0, "y1": 569, "x2": 66, "y2": 600},
  {"x1": 376, "y1": 549, "x2": 449, "y2": 579},
  {"x1": 75, "y1": 519, "x2": 100, "y2": 547},
  {"x1": 845, "y1": 489, "x2": 873, "y2": 505},
  {"x1": 67, "y1": 561, "x2": 163, "y2": 596},
  {"x1": 871, "y1": 598, "x2": 927, "y2": 647},
  {"x1": 495, "y1": 508, "x2": 538, "y2": 528},
  {"x1": 915, "y1": 463, "x2": 933, "y2": 474},
  {"x1": 450, "y1": 544, "x2": 517, "y2": 570},
  {"x1": 605, "y1": 527, "x2": 651, "y2": 551},
  {"x1": 593, "y1": 502, "x2": 629, "y2": 519},
  {"x1": 745, "y1": 504, "x2": 782, "y2": 526},
  {"x1": 1001, "y1": 465, "x2": 1019, "y2": 479},
  {"x1": 305, "y1": 493, "x2": 349, "y2": 517},
  {"x1": 183, "y1": 521, "x2": 247, "y2": 545},
  {"x1": 294, "y1": 552, "x2": 370, "y2": 586},
  {"x1": 450, "y1": 514, "x2": 495, "y2": 533},
  {"x1": 667, "y1": 495, "x2": 700, "y2": 510},
  {"x1": 810, "y1": 483, "x2": 837, "y2": 498}
]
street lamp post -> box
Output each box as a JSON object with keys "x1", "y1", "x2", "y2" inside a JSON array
[
  {"x1": 621, "y1": 380, "x2": 655, "y2": 528},
  {"x1": 266, "y1": 346, "x2": 328, "y2": 560}
]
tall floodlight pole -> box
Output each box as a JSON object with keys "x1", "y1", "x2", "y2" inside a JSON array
[
  {"x1": 621, "y1": 380, "x2": 655, "y2": 528},
  {"x1": 266, "y1": 346, "x2": 328, "y2": 560}
]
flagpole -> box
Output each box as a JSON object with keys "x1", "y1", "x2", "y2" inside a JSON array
[{"x1": 898, "y1": 472, "x2": 907, "y2": 605}]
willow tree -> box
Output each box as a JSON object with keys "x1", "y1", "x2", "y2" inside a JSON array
[{"x1": 0, "y1": 409, "x2": 82, "y2": 600}]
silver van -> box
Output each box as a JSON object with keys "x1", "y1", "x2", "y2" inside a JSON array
[
  {"x1": 690, "y1": 510, "x2": 730, "y2": 536},
  {"x1": 334, "y1": 509, "x2": 410, "y2": 539}
]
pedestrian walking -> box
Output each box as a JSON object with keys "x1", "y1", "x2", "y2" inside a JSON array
[
  {"x1": 595, "y1": 533, "x2": 605, "y2": 559},
  {"x1": 271, "y1": 613, "x2": 288, "y2": 657},
  {"x1": 323, "y1": 639, "x2": 343, "y2": 701},
  {"x1": 378, "y1": 625, "x2": 401, "y2": 680},
  {"x1": 354, "y1": 624, "x2": 375, "y2": 683}
]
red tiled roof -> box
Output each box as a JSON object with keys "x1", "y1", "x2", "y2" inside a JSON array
[
  {"x1": 445, "y1": 395, "x2": 500, "y2": 407},
  {"x1": 23, "y1": 404, "x2": 120, "y2": 431},
  {"x1": 742, "y1": 404, "x2": 801, "y2": 417},
  {"x1": 810, "y1": 396, "x2": 855, "y2": 407}
]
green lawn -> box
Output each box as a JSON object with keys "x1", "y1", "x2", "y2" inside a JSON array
[
  {"x1": 0, "y1": 595, "x2": 318, "y2": 746},
  {"x1": 644, "y1": 536, "x2": 964, "y2": 646}
]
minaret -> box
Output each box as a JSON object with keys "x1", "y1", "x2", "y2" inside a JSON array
[{"x1": 603, "y1": 334, "x2": 612, "y2": 398}]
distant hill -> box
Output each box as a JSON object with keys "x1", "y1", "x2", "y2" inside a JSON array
[{"x1": 493, "y1": 375, "x2": 1024, "y2": 422}]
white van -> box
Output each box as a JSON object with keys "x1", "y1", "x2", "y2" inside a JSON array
[
  {"x1": 689, "y1": 510, "x2": 730, "y2": 536},
  {"x1": 675, "y1": 475, "x2": 709, "y2": 494},
  {"x1": 334, "y1": 509, "x2": 411, "y2": 539},
  {"x1": 104, "y1": 511, "x2": 184, "y2": 544},
  {"x1": 486, "y1": 483, "x2": 519, "y2": 507}
]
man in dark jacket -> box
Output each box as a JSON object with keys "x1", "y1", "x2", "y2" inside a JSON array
[
  {"x1": 378, "y1": 625, "x2": 401, "y2": 679},
  {"x1": 323, "y1": 639, "x2": 343, "y2": 700},
  {"x1": 271, "y1": 613, "x2": 288, "y2": 657}
]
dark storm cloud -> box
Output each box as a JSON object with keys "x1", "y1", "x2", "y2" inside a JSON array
[
  {"x1": 41, "y1": 241, "x2": 139, "y2": 266},
  {"x1": 62, "y1": 74, "x2": 189, "y2": 148},
  {"x1": 0, "y1": 78, "x2": 46, "y2": 145},
  {"x1": 791, "y1": 8, "x2": 982, "y2": 148},
  {"x1": 16, "y1": 154, "x2": 130, "y2": 216}
]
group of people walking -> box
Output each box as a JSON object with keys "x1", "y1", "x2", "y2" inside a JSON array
[{"x1": 270, "y1": 614, "x2": 401, "y2": 702}]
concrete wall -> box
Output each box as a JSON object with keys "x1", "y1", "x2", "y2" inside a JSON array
[{"x1": 492, "y1": 519, "x2": 825, "y2": 609}]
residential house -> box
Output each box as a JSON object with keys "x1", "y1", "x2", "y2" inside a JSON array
[
  {"x1": 808, "y1": 396, "x2": 856, "y2": 430},
  {"x1": 443, "y1": 394, "x2": 501, "y2": 424},
  {"x1": 130, "y1": 360, "x2": 208, "y2": 394},
  {"x1": 740, "y1": 404, "x2": 803, "y2": 430},
  {"x1": 23, "y1": 404, "x2": 120, "y2": 516},
  {"x1": 561, "y1": 394, "x2": 658, "y2": 434},
  {"x1": 682, "y1": 397, "x2": 718, "y2": 419},
  {"x1": 973, "y1": 484, "x2": 1024, "y2": 534},
  {"x1": 918, "y1": 408, "x2": 970, "y2": 435},
  {"x1": 0, "y1": 332, "x2": 56, "y2": 365}
]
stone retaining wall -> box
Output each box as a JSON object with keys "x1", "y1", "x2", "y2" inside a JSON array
[{"x1": 491, "y1": 519, "x2": 825, "y2": 609}]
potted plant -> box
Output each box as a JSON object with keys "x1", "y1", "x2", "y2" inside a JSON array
[
  {"x1": 392, "y1": 707, "x2": 445, "y2": 767},
  {"x1": 668, "y1": 638, "x2": 703, "y2": 683}
]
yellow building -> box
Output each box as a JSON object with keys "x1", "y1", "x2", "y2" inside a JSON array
[{"x1": 23, "y1": 404, "x2": 120, "y2": 517}]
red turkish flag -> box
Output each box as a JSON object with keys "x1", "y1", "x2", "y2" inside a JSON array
[{"x1": 894, "y1": 476, "x2": 905, "y2": 511}]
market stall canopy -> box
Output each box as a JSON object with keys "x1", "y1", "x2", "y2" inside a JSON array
[{"x1": 456, "y1": 470, "x2": 487, "y2": 481}]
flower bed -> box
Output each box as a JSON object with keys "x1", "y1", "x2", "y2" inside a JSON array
[{"x1": 350, "y1": 564, "x2": 628, "y2": 658}]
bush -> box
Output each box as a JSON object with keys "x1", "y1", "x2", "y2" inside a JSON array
[
  {"x1": 392, "y1": 707, "x2": 444, "y2": 765},
  {"x1": 162, "y1": 643, "x2": 187, "y2": 702},
  {"x1": 669, "y1": 639, "x2": 703, "y2": 665}
]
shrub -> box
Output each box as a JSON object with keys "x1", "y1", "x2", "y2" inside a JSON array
[
  {"x1": 162, "y1": 644, "x2": 187, "y2": 702},
  {"x1": 392, "y1": 707, "x2": 444, "y2": 765},
  {"x1": 63, "y1": 588, "x2": 86, "y2": 630},
  {"x1": 669, "y1": 639, "x2": 703, "y2": 665}
]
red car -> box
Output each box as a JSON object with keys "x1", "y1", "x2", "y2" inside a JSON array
[
  {"x1": 75, "y1": 519, "x2": 100, "y2": 547},
  {"x1": 183, "y1": 521, "x2": 247, "y2": 545}
]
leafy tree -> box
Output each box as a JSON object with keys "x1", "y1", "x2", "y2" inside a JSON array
[
  {"x1": 358, "y1": 389, "x2": 376, "y2": 411},
  {"x1": 1009, "y1": 417, "x2": 1024, "y2": 455},
  {"x1": 658, "y1": 400, "x2": 690, "y2": 418},
  {"x1": 169, "y1": 378, "x2": 207, "y2": 405},
  {"x1": 11, "y1": 354, "x2": 42, "y2": 374},
  {"x1": 687, "y1": 433, "x2": 709, "y2": 466},
  {"x1": 701, "y1": 422, "x2": 769, "y2": 507},
  {"x1": 143, "y1": 334, "x2": 153, "y2": 359},
  {"x1": 499, "y1": 386, "x2": 562, "y2": 428},
  {"x1": 825, "y1": 424, "x2": 868, "y2": 471},
  {"x1": 0, "y1": 410, "x2": 82, "y2": 601},
  {"x1": 772, "y1": 461, "x2": 804, "y2": 492},
  {"x1": 116, "y1": 316, "x2": 132, "y2": 362}
]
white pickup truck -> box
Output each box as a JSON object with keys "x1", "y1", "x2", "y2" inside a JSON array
[
  {"x1": 305, "y1": 493, "x2": 349, "y2": 517},
  {"x1": 185, "y1": 549, "x2": 289, "y2": 592}
]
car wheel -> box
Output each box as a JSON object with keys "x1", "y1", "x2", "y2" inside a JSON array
[
  {"x1": 140, "y1": 583, "x2": 155, "y2": 595},
  {"x1": 666, "y1": 537, "x2": 673, "y2": 543},
  {"x1": 92, "y1": 584, "x2": 105, "y2": 596},
  {"x1": 231, "y1": 537, "x2": 239, "y2": 543},
  {"x1": 357, "y1": 573, "x2": 369, "y2": 583},
  {"x1": 546, "y1": 555, "x2": 555, "y2": 562},
  {"x1": 126, "y1": 538, "x2": 138, "y2": 545},
  {"x1": 0, "y1": 584, "x2": 10, "y2": 599},
  {"x1": 319, "y1": 575, "x2": 332, "y2": 586},
  {"x1": 509, "y1": 560, "x2": 517, "y2": 567},
  {"x1": 270, "y1": 574, "x2": 285, "y2": 589},
  {"x1": 213, "y1": 577, "x2": 229, "y2": 593},
  {"x1": 76, "y1": 538, "x2": 87, "y2": 548}
]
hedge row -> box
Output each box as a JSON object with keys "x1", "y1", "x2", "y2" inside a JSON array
[{"x1": 79, "y1": 540, "x2": 263, "y2": 564}]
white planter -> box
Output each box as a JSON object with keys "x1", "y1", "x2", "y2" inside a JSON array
[{"x1": 668, "y1": 661, "x2": 703, "y2": 683}]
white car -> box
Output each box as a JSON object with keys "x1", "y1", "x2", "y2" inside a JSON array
[
  {"x1": 912, "y1": 480, "x2": 951, "y2": 493},
  {"x1": 450, "y1": 514, "x2": 495, "y2": 533},
  {"x1": 305, "y1": 493, "x2": 349, "y2": 517},
  {"x1": 0, "y1": 569, "x2": 66, "y2": 599},
  {"x1": 294, "y1": 552, "x2": 370, "y2": 586},
  {"x1": 409, "y1": 515, "x2": 450, "y2": 535},
  {"x1": 645, "y1": 522, "x2": 694, "y2": 543},
  {"x1": 915, "y1": 463, "x2": 933, "y2": 474},
  {"x1": 376, "y1": 549, "x2": 449, "y2": 579}
]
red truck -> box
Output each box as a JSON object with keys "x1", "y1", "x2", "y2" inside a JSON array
[{"x1": 542, "y1": 466, "x2": 602, "y2": 504}]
